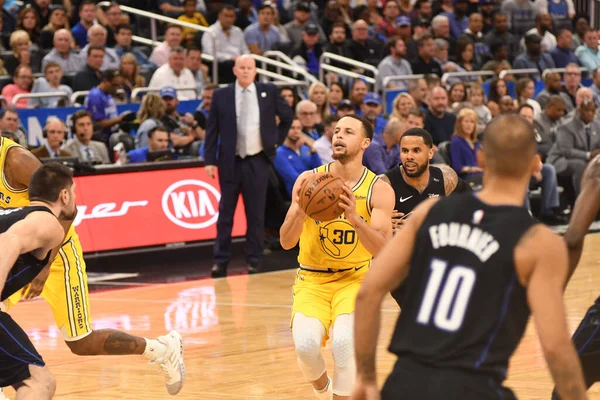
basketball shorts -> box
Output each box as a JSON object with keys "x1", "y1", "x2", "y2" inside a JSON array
[
  {"x1": 290, "y1": 263, "x2": 368, "y2": 342},
  {"x1": 0, "y1": 311, "x2": 45, "y2": 387},
  {"x1": 5, "y1": 228, "x2": 92, "y2": 341},
  {"x1": 382, "y1": 357, "x2": 517, "y2": 400}
]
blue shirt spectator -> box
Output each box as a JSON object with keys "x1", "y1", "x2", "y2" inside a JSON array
[
  {"x1": 576, "y1": 30, "x2": 600, "y2": 71},
  {"x1": 450, "y1": 135, "x2": 482, "y2": 181},
  {"x1": 85, "y1": 72, "x2": 121, "y2": 141},
  {"x1": 244, "y1": 6, "x2": 282, "y2": 55},
  {"x1": 360, "y1": 92, "x2": 388, "y2": 139},
  {"x1": 128, "y1": 126, "x2": 171, "y2": 163},
  {"x1": 127, "y1": 147, "x2": 151, "y2": 163},
  {"x1": 441, "y1": 5, "x2": 469, "y2": 38},
  {"x1": 71, "y1": 22, "x2": 89, "y2": 48},
  {"x1": 550, "y1": 29, "x2": 578, "y2": 68}
]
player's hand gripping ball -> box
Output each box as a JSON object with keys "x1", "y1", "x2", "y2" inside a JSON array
[{"x1": 299, "y1": 172, "x2": 345, "y2": 222}]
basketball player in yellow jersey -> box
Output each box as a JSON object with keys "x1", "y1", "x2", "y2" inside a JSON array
[
  {"x1": 280, "y1": 115, "x2": 395, "y2": 400},
  {"x1": 0, "y1": 116, "x2": 184, "y2": 396}
]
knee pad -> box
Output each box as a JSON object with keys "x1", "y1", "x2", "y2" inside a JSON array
[
  {"x1": 292, "y1": 313, "x2": 326, "y2": 381},
  {"x1": 331, "y1": 314, "x2": 356, "y2": 396}
]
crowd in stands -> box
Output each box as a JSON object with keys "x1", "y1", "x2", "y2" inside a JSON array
[{"x1": 0, "y1": 0, "x2": 596, "y2": 227}]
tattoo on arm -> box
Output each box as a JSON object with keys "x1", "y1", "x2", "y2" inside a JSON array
[
  {"x1": 435, "y1": 164, "x2": 458, "y2": 195},
  {"x1": 103, "y1": 332, "x2": 146, "y2": 355},
  {"x1": 378, "y1": 174, "x2": 391, "y2": 187}
]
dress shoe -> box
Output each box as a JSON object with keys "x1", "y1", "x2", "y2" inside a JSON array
[
  {"x1": 211, "y1": 263, "x2": 228, "y2": 278},
  {"x1": 248, "y1": 263, "x2": 259, "y2": 274}
]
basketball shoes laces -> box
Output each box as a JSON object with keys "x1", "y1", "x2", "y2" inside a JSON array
[{"x1": 154, "y1": 330, "x2": 185, "y2": 395}]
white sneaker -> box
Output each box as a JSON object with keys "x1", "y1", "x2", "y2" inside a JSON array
[
  {"x1": 313, "y1": 377, "x2": 332, "y2": 400},
  {"x1": 156, "y1": 330, "x2": 185, "y2": 395}
]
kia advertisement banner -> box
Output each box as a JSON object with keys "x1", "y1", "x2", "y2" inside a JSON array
[{"x1": 73, "y1": 168, "x2": 246, "y2": 253}]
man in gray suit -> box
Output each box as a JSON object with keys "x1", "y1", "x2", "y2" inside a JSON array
[
  {"x1": 533, "y1": 95, "x2": 567, "y2": 161},
  {"x1": 64, "y1": 110, "x2": 111, "y2": 164},
  {"x1": 547, "y1": 99, "x2": 600, "y2": 194}
]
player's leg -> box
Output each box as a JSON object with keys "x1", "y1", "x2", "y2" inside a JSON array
[
  {"x1": 0, "y1": 312, "x2": 55, "y2": 400},
  {"x1": 291, "y1": 269, "x2": 335, "y2": 399},
  {"x1": 44, "y1": 235, "x2": 185, "y2": 395},
  {"x1": 551, "y1": 299, "x2": 600, "y2": 399}
]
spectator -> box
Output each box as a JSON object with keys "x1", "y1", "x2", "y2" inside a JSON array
[
  {"x1": 158, "y1": 0, "x2": 185, "y2": 18},
  {"x1": 71, "y1": 0, "x2": 96, "y2": 49},
  {"x1": 450, "y1": 108, "x2": 483, "y2": 184},
  {"x1": 160, "y1": 86, "x2": 202, "y2": 151},
  {"x1": 336, "y1": 99, "x2": 356, "y2": 118},
  {"x1": 149, "y1": 47, "x2": 197, "y2": 100},
  {"x1": 468, "y1": 84, "x2": 491, "y2": 133},
  {"x1": 484, "y1": 12, "x2": 519, "y2": 63},
  {"x1": 487, "y1": 77, "x2": 508, "y2": 113},
  {"x1": 16, "y1": 7, "x2": 40, "y2": 46},
  {"x1": 513, "y1": 32, "x2": 555, "y2": 76},
  {"x1": 135, "y1": 93, "x2": 166, "y2": 148},
  {"x1": 402, "y1": 108, "x2": 425, "y2": 131},
  {"x1": 324, "y1": 22, "x2": 350, "y2": 61},
  {"x1": 410, "y1": 33, "x2": 442, "y2": 77},
  {"x1": 31, "y1": 117, "x2": 71, "y2": 159},
  {"x1": 235, "y1": 0, "x2": 256, "y2": 31},
  {"x1": 413, "y1": 0, "x2": 432, "y2": 22},
  {"x1": 479, "y1": 0, "x2": 495, "y2": 33},
  {"x1": 431, "y1": 15, "x2": 457, "y2": 59},
  {"x1": 2, "y1": 65, "x2": 32, "y2": 109},
  {"x1": 363, "y1": 119, "x2": 403, "y2": 174},
  {"x1": 534, "y1": 95, "x2": 567, "y2": 160},
  {"x1": 562, "y1": 62, "x2": 582, "y2": 106},
  {"x1": 280, "y1": 86, "x2": 300, "y2": 110},
  {"x1": 29, "y1": 62, "x2": 73, "y2": 108},
  {"x1": 349, "y1": 79, "x2": 369, "y2": 112},
  {"x1": 290, "y1": 23, "x2": 323, "y2": 76},
  {"x1": 376, "y1": 0, "x2": 400, "y2": 40},
  {"x1": 408, "y1": 77, "x2": 428, "y2": 111},
  {"x1": 178, "y1": 0, "x2": 208, "y2": 45},
  {"x1": 395, "y1": 16, "x2": 412, "y2": 44},
  {"x1": 550, "y1": 28, "x2": 577, "y2": 67},
  {"x1": 202, "y1": 5, "x2": 249, "y2": 83},
  {"x1": 448, "y1": 81, "x2": 467, "y2": 106},
  {"x1": 377, "y1": 36, "x2": 413, "y2": 90},
  {"x1": 0, "y1": 109, "x2": 27, "y2": 146},
  {"x1": 64, "y1": 110, "x2": 110, "y2": 164},
  {"x1": 547, "y1": 99, "x2": 600, "y2": 195},
  {"x1": 5, "y1": 30, "x2": 41, "y2": 75},
  {"x1": 327, "y1": 82, "x2": 345, "y2": 113},
  {"x1": 72, "y1": 44, "x2": 104, "y2": 92},
  {"x1": 515, "y1": 77, "x2": 542, "y2": 116},
  {"x1": 244, "y1": 2, "x2": 281, "y2": 55},
  {"x1": 150, "y1": 25, "x2": 183, "y2": 67},
  {"x1": 591, "y1": 67, "x2": 600, "y2": 107},
  {"x1": 314, "y1": 114, "x2": 338, "y2": 163},
  {"x1": 390, "y1": 93, "x2": 416, "y2": 123},
  {"x1": 85, "y1": 69, "x2": 129, "y2": 142},
  {"x1": 30, "y1": 0, "x2": 50, "y2": 31},
  {"x1": 114, "y1": 24, "x2": 156, "y2": 71},
  {"x1": 285, "y1": 3, "x2": 325, "y2": 45},
  {"x1": 499, "y1": 95, "x2": 516, "y2": 114},
  {"x1": 566, "y1": 86, "x2": 592, "y2": 119},
  {"x1": 101, "y1": 2, "x2": 122, "y2": 48},
  {"x1": 424, "y1": 86, "x2": 456, "y2": 145},
  {"x1": 120, "y1": 53, "x2": 146, "y2": 101},
  {"x1": 185, "y1": 47, "x2": 207, "y2": 95},
  {"x1": 575, "y1": 29, "x2": 600, "y2": 71},
  {"x1": 41, "y1": 29, "x2": 83, "y2": 73},
  {"x1": 454, "y1": 38, "x2": 478, "y2": 79},
  {"x1": 308, "y1": 82, "x2": 330, "y2": 126},
  {"x1": 78, "y1": 25, "x2": 120, "y2": 72},
  {"x1": 194, "y1": 83, "x2": 217, "y2": 131},
  {"x1": 440, "y1": 0, "x2": 468, "y2": 38},
  {"x1": 39, "y1": 7, "x2": 69, "y2": 50},
  {"x1": 536, "y1": 71, "x2": 574, "y2": 111},
  {"x1": 522, "y1": 13, "x2": 556, "y2": 52},
  {"x1": 501, "y1": 0, "x2": 538, "y2": 38},
  {"x1": 320, "y1": 0, "x2": 345, "y2": 38},
  {"x1": 127, "y1": 126, "x2": 171, "y2": 163},
  {"x1": 407, "y1": 18, "x2": 430, "y2": 62},
  {"x1": 459, "y1": 13, "x2": 489, "y2": 64},
  {"x1": 296, "y1": 99, "x2": 322, "y2": 140},
  {"x1": 274, "y1": 118, "x2": 321, "y2": 196},
  {"x1": 517, "y1": 103, "x2": 565, "y2": 225},
  {"x1": 360, "y1": 92, "x2": 387, "y2": 138},
  {"x1": 571, "y1": 16, "x2": 589, "y2": 49},
  {"x1": 535, "y1": 0, "x2": 575, "y2": 33},
  {"x1": 433, "y1": 38, "x2": 460, "y2": 76},
  {"x1": 345, "y1": 19, "x2": 384, "y2": 67}
]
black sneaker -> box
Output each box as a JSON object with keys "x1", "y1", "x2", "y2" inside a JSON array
[
  {"x1": 539, "y1": 213, "x2": 569, "y2": 226},
  {"x1": 248, "y1": 263, "x2": 259, "y2": 274},
  {"x1": 211, "y1": 263, "x2": 228, "y2": 278}
]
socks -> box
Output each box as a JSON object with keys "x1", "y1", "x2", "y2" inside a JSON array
[
  {"x1": 313, "y1": 377, "x2": 332, "y2": 400},
  {"x1": 143, "y1": 338, "x2": 168, "y2": 361}
]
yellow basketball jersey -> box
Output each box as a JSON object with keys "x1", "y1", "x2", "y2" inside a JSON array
[
  {"x1": 298, "y1": 163, "x2": 379, "y2": 269},
  {"x1": 0, "y1": 136, "x2": 29, "y2": 208}
]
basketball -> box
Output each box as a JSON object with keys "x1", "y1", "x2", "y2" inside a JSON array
[{"x1": 299, "y1": 172, "x2": 345, "y2": 222}]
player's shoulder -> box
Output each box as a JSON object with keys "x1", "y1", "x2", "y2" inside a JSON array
[
  {"x1": 516, "y1": 223, "x2": 563, "y2": 250},
  {"x1": 7, "y1": 144, "x2": 39, "y2": 166}
]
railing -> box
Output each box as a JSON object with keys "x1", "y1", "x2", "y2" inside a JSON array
[
  {"x1": 97, "y1": 1, "x2": 219, "y2": 83},
  {"x1": 542, "y1": 67, "x2": 590, "y2": 78},
  {"x1": 441, "y1": 71, "x2": 495, "y2": 85},
  {"x1": 12, "y1": 92, "x2": 70, "y2": 106},
  {"x1": 250, "y1": 54, "x2": 318, "y2": 85},
  {"x1": 130, "y1": 85, "x2": 199, "y2": 102},
  {"x1": 129, "y1": 35, "x2": 216, "y2": 65},
  {"x1": 499, "y1": 69, "x2": 541, "y2": 79},
  {"x1": 255, "y1": 68, "x2": 308, "y2": 86},
  {"x1": 71, "y1": 91, "x2": 90, "y2": 104},
  {"x1": 319, "y1": 52, "x2": 380, "y2": 92}
]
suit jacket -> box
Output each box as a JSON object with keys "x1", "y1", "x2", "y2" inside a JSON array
[
  {"x1": 30, "y1": 146, "x2": 71, "y2": 159},
  {"x1": 547, "y1": 115, "x2": 600, "y2": 173},
  {"x1": 204, "y1": 81, "x2": 294, "y2": 179},
  {"x1": 64, "y1": 139, "x2": 111, "y2": 164},
  {"x1": 533, "y1": 112, "x2": 559, "y2": 160}
]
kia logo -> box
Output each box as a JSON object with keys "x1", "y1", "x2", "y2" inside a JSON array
[{"x1": 162, "y1": 179, "x2": 220, "y2": 229}]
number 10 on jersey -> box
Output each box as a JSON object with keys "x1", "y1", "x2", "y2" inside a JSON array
[{"x1": 417, "y1": 258, "x2": 476, "y2": 332}]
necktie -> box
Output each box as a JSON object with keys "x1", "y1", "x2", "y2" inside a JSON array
[
  {"x1": 586, "y1": 126, "x2": 592, "y2": 150},
  {"x1": 85, "y1": 147, "x2": 94, "y2": 162},
  {"x1": 237, "y1": 88, "x2": 249, "y2": 158}
]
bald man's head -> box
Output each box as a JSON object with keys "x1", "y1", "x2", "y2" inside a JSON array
[
  {"x1": 233, "y1": 55, "x2": 257, "y2": 87},
  {"x1": 481, "y1": 115, "x2": 537, "y2": 179}
]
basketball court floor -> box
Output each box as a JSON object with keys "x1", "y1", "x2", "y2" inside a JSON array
[{"x1": 4, "y1": 234, "x2": 600, "y2": 399}]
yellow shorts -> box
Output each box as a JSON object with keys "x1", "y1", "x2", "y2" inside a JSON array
[
  {"x1": 291, "y1": 264, "x2": 368, "y2": 342},
  {"x1": 6, "y1": 228, "x2": 93, "y2": 341}
]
